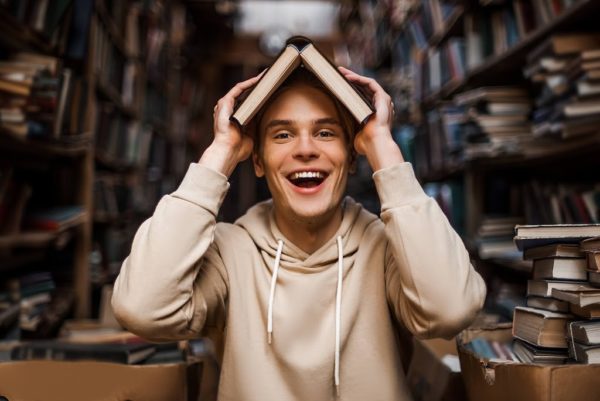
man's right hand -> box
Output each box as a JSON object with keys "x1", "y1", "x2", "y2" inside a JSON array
[{"x1": 199, "y1": 73, "x2": 262, "y2": 177}]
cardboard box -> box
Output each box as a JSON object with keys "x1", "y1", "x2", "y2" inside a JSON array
[
  {"x1": 458, "y1": 323, "x2": 600, "y2": 401},
  {"x1": 0, "y1": 360, "x2": 203, "y2": 401},
  {"x1": 407, "y1": 337, "x2": 466, "y2": 401}
]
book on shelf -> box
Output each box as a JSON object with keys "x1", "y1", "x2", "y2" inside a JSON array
[
  {"x1": 527, "y1": 279, "x2": 593, "y2": 298},
  {"x1": 589, "y1": 270, "x2": 600, "y2": 287},
  {"x1": 512, "y1": 306, "x2": 573, "y2": 348},
  {"x1": 552, "y1": 288, "x2": 600, "y2": 308},
  {"x1": 514, "y1": 224, "x2": 600, "y2": 251},
  {"x1": 567, "y1": 320, "x2": 600, "y2": 364},
  {"x1": 10, "y1": 340, "x2": 156, "y2": 365},
  {"x1": 568, "y1": 320, "x2": 600, "y2": 345},
  {"x1": 570, "y1": 303, "x2": 600, "y2": 319},
  {"x1": 512, "y1": 338, "x2": 569, "y2": 365},
  {"x1": 24, "y1": 205, "x2": 85, "y2": 231},
  {"x1": 569, "y1": 341, "x2": 600, "y2": 364},
  {"x1": 231, "y1": 36, "x2": 374, "y2": 127},
  {"x1": 531, "y1": 257, "x2": 588, "y2": 281},
  {"x1": 528, "y1": 33, "x2": 600, "y2": 65},
  {"x1": 580, "y1": 236, "x2": 600, "y2": 252},
  {"x1": 523, "y1": 243, "x2": 584, "y2": 260},
  {"x1": 526, "y1": 296, "x2": 570, "y2": 313}
]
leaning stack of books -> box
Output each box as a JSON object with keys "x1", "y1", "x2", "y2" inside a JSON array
[
  {"x1": 524, "y1": 33, "x2": 600, "y2": 140},
  {"x1": 453, "y1": 86, "x2": 532, "y2": 160},
  {"x1": 511, "y1": 225, "x2": 600, "y2": 364},
  {"x1": 548, "y1": 236, "x2": 600, "y2": 364}
]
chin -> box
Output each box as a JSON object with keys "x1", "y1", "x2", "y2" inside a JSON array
[{"x1": 288, "y1": 196, "x2": 342, "y2": 223}]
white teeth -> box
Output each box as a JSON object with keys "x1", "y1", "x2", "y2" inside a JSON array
[{"x1": 290, "y1": 171, "x2": 324, "y2": 180}]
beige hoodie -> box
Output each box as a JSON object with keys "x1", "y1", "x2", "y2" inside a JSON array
[{"x1": 112, "y1": 162, "x2": 486, "y2": 401}]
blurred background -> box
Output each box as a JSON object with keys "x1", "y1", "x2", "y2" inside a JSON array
[{"x1": 2, "y1": 0, "x2": 600, "y2": 399}]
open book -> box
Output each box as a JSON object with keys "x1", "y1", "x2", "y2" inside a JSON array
[{"x1": 231, "y1": 36, "x2": 374, "y2": 127}]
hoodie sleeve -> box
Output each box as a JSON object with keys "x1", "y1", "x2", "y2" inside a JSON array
[
  {"x1": 111, "y1": 163, "x2": 230, "y2": 342},
  {"x1": 374, "y1": 163, "x2": 486, "y2": 340}
]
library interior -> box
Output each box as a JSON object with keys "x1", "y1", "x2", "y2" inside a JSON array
[{"x1": 1, "y1": 0, "x2": 600, "y2": 400}]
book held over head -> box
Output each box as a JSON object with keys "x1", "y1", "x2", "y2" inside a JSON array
[{"x1": 231, "y1": 36, "x2": 374, "y2": 128}]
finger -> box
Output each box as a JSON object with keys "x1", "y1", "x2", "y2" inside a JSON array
[
  {"x1": 338, "y1": 66, "x2": 355, "y2": 75},
  {"x1": 225, "y1": 74, "x2": 262, "y2": 100}
]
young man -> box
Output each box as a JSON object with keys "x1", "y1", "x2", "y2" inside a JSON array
[{"x1": 112, "y1": 66, "x2": 486, "y2": 400}]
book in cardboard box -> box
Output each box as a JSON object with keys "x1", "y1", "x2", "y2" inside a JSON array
[{"x1": 457, "y1": 323, "x2": 600, "y2": 401}]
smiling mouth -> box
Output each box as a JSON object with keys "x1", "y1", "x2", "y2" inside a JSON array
[{"x1": 287, "y1": 171, "x2": 328, "y2": 188}]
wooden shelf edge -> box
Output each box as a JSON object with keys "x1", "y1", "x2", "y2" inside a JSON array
[
  {"x1": 442, "y1": 0, "x2": 598, "y2": 98},
  {"x1": 0, "y1": 132, "x2": 91, "y2": 158}
]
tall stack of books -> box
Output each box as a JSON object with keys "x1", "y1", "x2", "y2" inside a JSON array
[
  {"x1": 453, "y1": 86, "x2": 532, "y2": 159},
  {"x1": 511, "y1": 225, "x2": 600, "y2": 364},
  {"x1": 549, "y1": 236, "x2": 600, "y2": 364},
  {"x1": 525, "y1": 33, "x2": 600, "y2": 139}
]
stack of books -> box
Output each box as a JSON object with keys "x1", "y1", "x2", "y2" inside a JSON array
[
  {"x1": 548, "y1": 236, "x2": 600, "y2": 364},
  {"x1": 525, "y1": 33, "x2": 600, "y2": 139},
  {"x1": 511, "y1": 225, "x2": 600, "y2": 364},
  {"x1": 453, "y1": 86, "x2": 532, "y2": 159}
]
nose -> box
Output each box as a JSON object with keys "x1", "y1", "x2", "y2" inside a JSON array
[{"x1": 292, "y1": 133, "x2": 320, "y2": 161}]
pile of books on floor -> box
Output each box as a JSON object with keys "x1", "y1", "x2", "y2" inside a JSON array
[
  {"x1": 525, "y1": 33, "x2": 600, "y2": 139},
  {"x1": 511, "y1": 224, "x2": 600, "y2": 364}
]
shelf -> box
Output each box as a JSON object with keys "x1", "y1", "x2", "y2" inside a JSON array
[
  {"x1": 440, "y1": 0, "x2": 600, "y2": 98},
  {"x1": 0, "y1": 132, "x2": 91, "y2": 159},
  {"x1": 0, "y1": 8, "x2": 54, "y2": 54},
  {"x1": 428, "y1": 6, "x2": 465, "y2": 49},
  {"x1": 96, "y1": 76, "x2": 140, "y2": 119},
  {"x1": 469, "y1": 131, "x2": 600, "y2": 170}
]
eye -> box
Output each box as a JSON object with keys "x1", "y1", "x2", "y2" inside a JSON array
[
  {"x1": 316, "y1": 130, "x2": 336, "y2": 139},
  {"x1": 273, "y1": 132, "x2": 292, "y2": 141}
]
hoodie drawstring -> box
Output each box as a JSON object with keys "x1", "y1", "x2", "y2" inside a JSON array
[
  {"x1": 334, "y1": 235, "x2": 343, "y2": 397},
  {"x1": 266, "y1": 236, "x2": 344, "y2": 397},
  {"x1": 267, "y1": 239, "x2": 284, "y2": 344}
]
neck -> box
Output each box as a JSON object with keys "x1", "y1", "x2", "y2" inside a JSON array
[{"x1": 273, "y1": 206, "x2": 343, "y2": 255}]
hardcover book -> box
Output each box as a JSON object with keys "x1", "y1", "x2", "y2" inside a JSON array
[{"x1": 231, "y1": 36, "x2": 374, "y2": 127}]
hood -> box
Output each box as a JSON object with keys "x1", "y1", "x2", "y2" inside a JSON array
[{"x1": 235, "y1": 197, "x2": 378, "y2": 271}]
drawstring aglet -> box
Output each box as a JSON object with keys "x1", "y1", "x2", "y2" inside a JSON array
[{"x1": 268, "y1": 331, "x2": 272, "y2": 344}]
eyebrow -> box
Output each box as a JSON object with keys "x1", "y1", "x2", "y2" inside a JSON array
[
  {"x1": 264, "y1": 117, "x2": 341, "y2": 130},
  {"x1": 265, "y1": 119, "x2": 292, "y2": 130}
]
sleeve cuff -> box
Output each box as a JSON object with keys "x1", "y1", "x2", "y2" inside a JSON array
[
  {"x1": 171, "y1": 163, "x2": 230, "y2": 216},
  {"x1": 373, "y1": 162, "x2": 428, "y2": 212}
]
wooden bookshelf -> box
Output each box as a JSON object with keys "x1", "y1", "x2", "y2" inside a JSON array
[{"x1": 445, "y1": 0, "x2": 600, "y2": 97}]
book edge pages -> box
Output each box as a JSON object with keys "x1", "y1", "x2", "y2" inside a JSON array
[
  {"x1": 299, "y1": 44, "x2": 373, "y2": 124},
  {"x1": 231, "y1": 46, "x2": 301, "y2": 126}
]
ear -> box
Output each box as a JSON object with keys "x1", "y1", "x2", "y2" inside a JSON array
[{"x1": 252, "y1": 151, "x2": 265, "y2": 177}]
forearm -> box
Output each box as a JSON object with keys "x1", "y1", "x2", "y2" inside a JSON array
[
  {"x1": 199, "y1": 140, "x2": 243, "y2": 178},
  {"x1": 112, "y1": 164, "x2": 230, "y2": 339},
  {"x1": 362, "y1": 133, "x2": 404, "y2": 172},
  {"x1": 376, "y1": 164, "x2": 486, "y2": 338}
]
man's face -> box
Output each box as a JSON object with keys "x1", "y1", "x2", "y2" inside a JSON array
[{"x1": 253, "y1": 84, "x2": 350, "y2": 225}]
